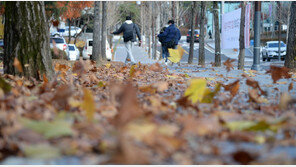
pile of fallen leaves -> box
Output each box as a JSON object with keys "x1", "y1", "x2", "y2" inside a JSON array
[{"x1": 0, "y1": 60, "x2": 296, "y2": 165}]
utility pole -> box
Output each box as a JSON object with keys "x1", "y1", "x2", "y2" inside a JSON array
[
  {"x1": 251, "y1": 2, "x2": 261, "y2": 71},
  {"x1": 277, "y1": 1, "x2": 282, "y2": 61}
]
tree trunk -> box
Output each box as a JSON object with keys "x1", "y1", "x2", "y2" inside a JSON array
[
  {"x1": 198, "y1": 2, "x2": 206, "y2": 66},
  {"x1": 277, "y1": 2, "x2": 282, "y2": 61},
  {"x1": 238, "y1": 2, "x2": 246, "y2": 70},
  {"x1": 101, "y1": 1, "x2": 107, "y2": 61},
  {"x1": 172, "y1": 1, "x2": 176, "y2": 19},
  {"x1": 285, "y1": 2, "x2": 296, "y2": 69},
  {"x1": 188, "y1": 1, "x2": 196, "y2": 64},
  {"x1": 92, "y1": 1, "x2": 102, "y2": 63},
  {"x1": 4, "y1": 1, "x2": 54, "y2": 80},
  {"x1": 213, "y1": 1, "x2": 221, "y2": 67}
]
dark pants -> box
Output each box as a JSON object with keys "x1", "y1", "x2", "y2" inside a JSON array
[{"x1": 161, "y1": 44, "x2": 169, "y2": 62}]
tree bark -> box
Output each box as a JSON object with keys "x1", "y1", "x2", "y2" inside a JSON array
[
  {"x1": 4, "y1": 1, "x2": 54, "y2": 80},
  {"x1": 213, "y1": 1, "x2": 221, "y2": 67},
  {"x1": 198, "y1": 2, "x2": 206, "y2": 66},
  {"x1": 92, "y1": 1, "x2": 102, "y2": 63},
  {"x1": 188, "y1": 1, "x2": 196, "y2": 64},
  {"x1": 101, "y1": 1, "x2": 107, "y2": 61},
  {"x1": 277, "y1": 2, "x2": 282, "y2": 61},
  {"x1": 172, "y1": 1, "x2": 176, "y2": 19},
  {"x1": 285, "y1": 2, "x2": 296, "y2": 69},
  {"x1": 238, "y1": 2, "x2": 246, "y2": 70}
]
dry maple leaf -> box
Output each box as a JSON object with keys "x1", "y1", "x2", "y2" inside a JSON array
[
  {"x1": 115, "y1": 83, "x2": 143, "y2": 127},
  {"x1": 223, "y1": 80, "x2": 240, "y2": 97},
  {"x1": 246, "y1": 78, "x2": 267, "y2": 96},
  {"x1": 223, "y1": 59, "x2": 235, "y2": 72},
  {"x1": 266, "y1": 66, "x2": 292, "y2": 83},
  {"x1": 72, "y1": 60, "x2": 86, "y2": 76},
  {"x1": 149, "y1": 63, "x2": 162, "y2": 72},
  {"x1": 248, "y1": 88, "x2": 268, "y2": 104},
  {"x1": 13, "y1": 57, "x2": 23, "y2": 73},
  {"x1": 81, "y1": 88, "x2": 96, "y2": 122},
  {"x1": 288, "y1": 82, "x2": 293, "y2": 92}
]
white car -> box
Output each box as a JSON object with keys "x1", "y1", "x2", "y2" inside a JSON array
[
  {"x1": 50, "y1": 37, "x2": 69, "y2": 57},
  {"x1": 51, "y1": 26, "x2": 82, "y2": 37},
  {"x1": 68, "y1": 44, "x2": 80, "y2": 61},
  {"x1": 262, "y1": 41, "x2": 286, "y2": 61},
  {"x1": 82, "y1": 39, "x2": 112, "y2": 61}
]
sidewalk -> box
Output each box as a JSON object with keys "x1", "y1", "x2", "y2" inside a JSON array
[
  {"x1": 114, "y1": 43, "x2": 158, "y2": 64},
  {"x1": 206, "y1": 39, "x2": 253, "y2": 61}
]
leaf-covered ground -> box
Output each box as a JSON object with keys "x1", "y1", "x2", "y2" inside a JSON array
[{"x1": 0, "y1": 60, "x2": 296, "y2": 165}]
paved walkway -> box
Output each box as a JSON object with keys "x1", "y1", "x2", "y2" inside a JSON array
[{"x1": 114, "y1": 43, "x2": 158, "y2": 64}]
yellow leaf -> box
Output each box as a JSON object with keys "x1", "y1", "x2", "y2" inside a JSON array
[
  {"x1": 184, "y1": 79, "x2": 207, "y2": 103},
  {"x1": 105, "y1": 63, "x2": 111, "y2": 69},
  {"x1": 98, "y1": 81, "x2": 106, "y2": 88},
  {"x1": 201, "y1": 83, "x2": 221, "y2": 103},
  {"x1": 168, "y1": 45, "x2": 186, "y2": 63},
  {"x1": 130, "y1": 64, "x2": 137, "y2": 77},
  {"x1": 81, "y1": 88, "x2": 96, "y2": 122},
  {"x1": 166, "y1": 75, "x2": 179, "y2": 79}
]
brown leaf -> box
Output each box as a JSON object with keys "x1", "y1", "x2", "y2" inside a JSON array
[
  {"x1": 288, "y1": 82, "x2": 293, "y2": 92},
  {"x1": 223, "y1": 59, "x2": 235, "y2": 72},
  {"x1": 223, "y1": 80, "x2": 240, "y2": 97},
  {"x1": 51, "y1": 84, "x2": 73, "y2": 110},
  {"x1": 115, "y1": 83, "x2": 143, "y2": 127},
  {"x1": 13, "y1": 58, "x2": 23, "y2": 73},
  {"x1": 139, "y1": 85, "x2": 156, "y2": 94},
  {"x1": 149, "y1": 63, "x2": 162, "y2": 72},
  {"x1": 72, "y1": 60, "x2": 86, "y2": 76},
  {"x1": 232, "y1": 150, "x2": 255, "y2": 164},
  {"x1": 153, "y1": 81, "x2": 169, "y2": 92},
  {"x1": 248, "y1": 88, "x2": 268, "y2": 104},
  {"x1": 266, "y1": 66, "x2": 292, "y2": 83},
  {"x1": 246, "y1": 78, "x2": 267, "y2": 96}
]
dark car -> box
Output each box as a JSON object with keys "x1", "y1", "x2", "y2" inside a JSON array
[{"x1": 187, "y1": 29, "x2": 200, "y2": 43}]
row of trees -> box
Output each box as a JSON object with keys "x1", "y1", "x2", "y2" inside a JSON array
[{"x1": 2, "y1": 1, "x2": 296, "y2": 80}]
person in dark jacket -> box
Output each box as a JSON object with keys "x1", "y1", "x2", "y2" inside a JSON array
[
  {"x1": 159, "y1": 26, "x2": 169, "y2": 62},
  {"x1": 111, "y1": 16, "x2": 141, "y2": 64},
  {"x1": 157, "y1": 20, "x2": 181, "y2": 63}
]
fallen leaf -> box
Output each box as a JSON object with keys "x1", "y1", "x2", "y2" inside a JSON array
[
  {"x1": 81, "y1": 88, "x2": 96, "y2": 122},
  {"x1": 288, "y1": 82, "x2": 293, "y2": 92},
  {"x1": 20, "y1": 117, "x2": 73, "y2": 139},
  {"x1": 223, "y1": 80, "x2": 240, "y2": 97},
  {"x1": 266, "y1": 66, "x2": 291, "y2": 83},
  {"x1": 248, "y1": 88, "x2": 269, "y2": 104},
  {"x1": 223, "y1": 59, "x2": 235, "y2": 72},
  {"x1": 0, "y1": 77, "x2": 12, "y2": 94},
  {"x1": 22, "y1": 144, "x2": 61, "y2": 159},
  {"x1": 184, "y1": 79, "x2": 207, "y2": 103},
  {"x1": 13, "y1": 57, "x2": 23, "y2": 73}
]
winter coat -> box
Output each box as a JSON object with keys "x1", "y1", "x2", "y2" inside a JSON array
[
  {"x1": 112, "y1": 20, "x2": 141, "y2": 42},
  {"x1": 157, "y1": 24, "x2": 181, "y2": 45},
  {"x1": 158, "y1": 27, "x2": 167, "y2": 44}
]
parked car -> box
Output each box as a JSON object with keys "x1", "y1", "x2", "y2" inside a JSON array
[
  {"x1": 68, "y1": 44, "x2": 80, "y2": 61},
  {"x1": 51, "y1": 26, "x2": 82, "y2": 37},
  {"x1": 82, "y1": 39, "x2": 112, "y2": 61},
  {"x1": 82, "y1": 39, "x2": 93, "y2": 60},
  {"x1": 262, "y1": 41, "x2": 286, "y2": 61},
  {"x1": 187, "y1": 29, "x2": 200, "y2": 43},
  {"x1": 50, "y1": 37, "x2": 69, "y2": 57}
]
